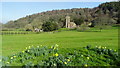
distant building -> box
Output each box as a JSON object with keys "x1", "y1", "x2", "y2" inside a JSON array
[
  {"x1": 34, "y1": 28, "x2": 43, "y2": 32},
  {"x1": 65, "y1": 16, "x2": 92, "y2": 28},
  {"x1": 66, "y1": 16, "x2": 76, "y2": 28}
]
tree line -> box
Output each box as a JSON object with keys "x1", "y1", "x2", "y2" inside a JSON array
[{"x1": 2, "y1": 1, "x2": 119, "y2": 31}]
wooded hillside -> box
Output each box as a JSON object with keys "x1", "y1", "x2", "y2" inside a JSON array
[{"x1": 3, "y1": 1, "x2": 119, "y2": 30}]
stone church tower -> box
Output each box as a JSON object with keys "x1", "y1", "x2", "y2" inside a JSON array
[
  {"x1": 66, "y1": 16, "x2": 76, "y2": 28},
  {"x1": 66, "y1": 16, "x2": 70, "y2": 28}
]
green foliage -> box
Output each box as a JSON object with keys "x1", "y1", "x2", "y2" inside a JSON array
[
  {"x1": 42, "y1": 21, "x2": 59, "y2": 32},
  {"x1": 25, "y1": 24, "x2": 33, "y2": 31},
  {"x1": 98, "y1": 2, "x2": 119, "y2": 12},
  {"x1": 76, "y1": 24, "x2": 90, "y2": 32},
  {"x1": 1, "y1": 45, "x2": 119, "y2": 66},
  {"x1": 93, "y1": 15, "x2": 116, "y2": 31},
  {"x1": 73, "y1": 18, "x2": 84, "y2": 26}
]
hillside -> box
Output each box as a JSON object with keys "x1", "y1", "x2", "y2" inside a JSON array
[{"x1": 3, "y1": 1, "x2": 119, "y2": 30}]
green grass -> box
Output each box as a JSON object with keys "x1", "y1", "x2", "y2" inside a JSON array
[{"x1": 2, "y1": 28, "x2": 118, "y2": 56}]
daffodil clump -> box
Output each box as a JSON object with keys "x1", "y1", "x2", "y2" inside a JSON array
[{"x1": 1, "y1": 45, "x2": 119, "y2": 66}]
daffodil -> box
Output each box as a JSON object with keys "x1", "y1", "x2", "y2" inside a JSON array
[
  {"x1": 87, "y1": 57, "x2": 89, "y2": 59},
  {"x1": 11, "y1": 57, "x2": 13, "y2": 59},
  {"x1": 22, "y1": 51, "x2": 24, "y2": 53},
  {"x1": 98, "y1": 46, "x2": 101, "y2": 48},
  {"x1": 37, "y1": 46, "x2": 39, "y2": 48},
  {"x1": 14, "y1": 56, "x2": 16, "y2": 58},
  {"x1": 67, "y1": 59, "x2": 70, "y2": 61},
  {"x1": 28, "y1": 50, "x2": 30, "y2": 52},
  {"x1": 53, "y1": 63, "x2": 56, "y2": 66},
  {"x1": 54, "y1": 53, "x2": 59, "y2": 57},
  {"x1": 84, "y1": 64, "x2": 88, "y2": 67},
  {"x1": 53, "y1": 47, "x2": 56, "y2": 50},
  {"x1": 64, "y1": 62, "x2": 67, "y2": 64}
]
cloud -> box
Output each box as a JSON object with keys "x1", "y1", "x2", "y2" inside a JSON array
[{"x1": 1, "y1": 0, "x2": 118, "y2": 2}]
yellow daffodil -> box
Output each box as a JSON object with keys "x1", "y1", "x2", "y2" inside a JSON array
[
  {"x1": 67, "y1": 59, "x2": 70, "y2": 61},
  {"x1": 54, "y1": 53, "x2": 59, "y2": 57},
  {"x1": 6, "y1": 62, "x2": 10, "y2": 64},
  {"x1": 53, "y1": 63, "x2": 56, "y2": 66},
  {"x1": 14, "y1": 56, "x2": 16, "y2": 58},
  {"x1": 54, "y1": 47, "x2": 56, "y2": 50},
  {"x1": 22, "y1": 51, "x2": 24, "y2": 53},
  {"x1": 84, "y1": 64, "x2": 88, "y2": 67},
  {"x1": 28, "y1": 50, "x2": 30, "y2": 52},
  {"x1": 98, "y1": 46, "x2": 101, "y2": 48},
  {"x1": 64, "y1": 62, "x2": 67, "y2": 64},
  {"x1": 87, "y1": 57, "x2": 89, "y2": 59},
  {"x1": 11, "y1": 57, "x2": 13, "y2": 59}
]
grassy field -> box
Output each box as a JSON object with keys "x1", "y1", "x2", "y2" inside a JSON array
[{"x1": 2, "y1": 28, "x2": 118, "y2": 56}]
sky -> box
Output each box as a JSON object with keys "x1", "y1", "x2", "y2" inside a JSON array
[
  {"x1": 0, "y1": 0, "x2": 118, "y2": 23},
  {"x1": 1, "y1": 0, "x2": 118, "y2": 2}
]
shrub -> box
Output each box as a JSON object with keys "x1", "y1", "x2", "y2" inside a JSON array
[
  {"x1": 42, "y1": 21, "x2": 59, "y2": 32},
  {"x1": 77, "y1": 24, "x2": 90, "y2": 32}
]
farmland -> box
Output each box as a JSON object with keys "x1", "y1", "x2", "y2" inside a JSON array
[{"x1": 2, "y1": 28, "x2": 118, "y2": 56}]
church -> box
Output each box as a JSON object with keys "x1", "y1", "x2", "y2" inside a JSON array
[
  {"x1": 65, "y1": 15, "x2": 91, "y2": 28},
  {"x1": 65, "y1": 16, "x2": 76, "y2": 28}
]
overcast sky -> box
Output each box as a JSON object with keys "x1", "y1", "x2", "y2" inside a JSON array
[{"x1": 0, "y1": 0, "x2": 118, "y2": 23}]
